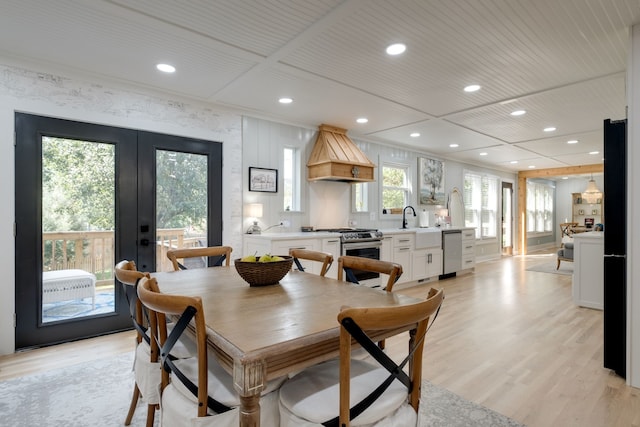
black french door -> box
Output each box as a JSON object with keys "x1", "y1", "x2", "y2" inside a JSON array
[{"x1": 15, "y1": 113, "x2": 222, "y2": 349}]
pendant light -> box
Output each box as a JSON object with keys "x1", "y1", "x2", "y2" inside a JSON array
[{"x1": 582, "y1": 174, "x2": 602, "y2": 204}]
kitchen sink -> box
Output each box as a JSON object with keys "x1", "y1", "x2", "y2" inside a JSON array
[{"x1": 415, "y1": 228, "x2": 442, "y2": 249}]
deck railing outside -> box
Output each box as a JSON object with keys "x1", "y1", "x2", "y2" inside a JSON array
[{"x1": 43, "y1": 228, "x2": 204, "y2": 285}]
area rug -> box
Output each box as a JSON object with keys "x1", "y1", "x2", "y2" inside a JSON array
[
  {"x1": 526, "y1": 262, "x2": 573, "y2": 276},
  {"x1": 0, "y1": 352, "x2": 524, "y2": 427}
]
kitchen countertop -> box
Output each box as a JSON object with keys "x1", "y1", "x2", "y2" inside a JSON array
[
  {"x1": 246, "y1": 227, "x2": 476, "y2": 240},
  {"x1": 379, "y1": 226, "x2": 473, "y2": 234},
  {"x1": 244, "y1": 231, "x2": 341, "y2": 240}
]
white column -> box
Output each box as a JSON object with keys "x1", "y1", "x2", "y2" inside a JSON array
[{"x1": 627, "y1": 24, "x2": 640, "y2": 388}]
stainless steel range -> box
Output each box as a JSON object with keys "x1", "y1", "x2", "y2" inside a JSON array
[{"x1": 316, "y1": 228, "x2": 384, "y2": 287}]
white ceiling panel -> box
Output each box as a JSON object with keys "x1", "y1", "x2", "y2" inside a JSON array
[
  {"x1": 369, "y1": 119, "x2": 503, "y2": 154},
  {"x1": 214, "y1": 64, "x2": 430, "y2": 132},
  {"x1": 515, "y1": 130, "x2": 603, "y2": 158},
  {"x1": 445, "y1": 74, "x2": 626, "y2": 143},
  {"x1": 0, "y1": 0, "x2": 638, "y2": 173}
]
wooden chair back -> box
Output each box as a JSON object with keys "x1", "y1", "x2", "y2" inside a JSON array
[
  {"x1": 336, "y1": 287, "x2": 444, "y2": 426},
  {"x1": 166, "y1": 246, "x2": 232, "y2": 271},
  {"x1": 337, "y1": 255, "x2": 403, "y2": 292},
  {"x1": 559, "y1": 222, "x2": 578, "y2": 239},
  {"x1": 289, "y1": 248, "x2": 334, "y2": 277},
  {"x1": 137, "y1": 276, "x2": 214, "y2": 418},
  {"x1": 114, "y1": 260, "x2": 150, "y2": 344}
]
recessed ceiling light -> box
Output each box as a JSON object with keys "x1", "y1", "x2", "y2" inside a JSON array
[
  {"x1": 589, "y1": 151, "x2": 600, "y2": 155},
  {"x1": 528, "y1": 165, "x2": 536, "y2": 169},
  {"x1": 543, "y1": 127, "x2": 556, "y2": 132},
  {"x1": 562, "y1": 176, "x2": 569, "y2": 180},
  {"x1": 510, "y1": 110, "x2": 526, "y2": 116},
  {"x1": 356, "y1": 117, "x2": 368, "y2": 124},
  {"x1": 464, "y1": 84, "x2": 481, "y2": 92},
  {"x1": 510, "y1": 160, "x2": 518, "y2": 164},
  {"x1": 567, "y1": 139, "x2": 579, "y2": 144},
  {"x1": 156, "y1": 63, "x2": 176, "y2": 73},
  {"x1": 278, "y1": 97, "x2": 293, "y2": 104},
  {"x1": 410, "y1": 132, "x2": 420, "y2": 138},
  {"x1": 479, "y1": 152, "x2": 488, "y2": 156},
  {"x1": 386, "y1": 43, "x2": 406, "y2": 55},
  {"x1": 449, "y1": 143, "x2": 459, "y2": 148}
]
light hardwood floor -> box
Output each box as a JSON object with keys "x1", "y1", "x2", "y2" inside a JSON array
[{"x1": 1, "y1": 249, "x2": 638, "y2": 426}]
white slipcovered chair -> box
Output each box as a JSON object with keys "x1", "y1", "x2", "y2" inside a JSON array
[
  {"x1": 278, "y1": 287, "x2": 444, "y2": 427},
  {"x1": 114, "y1": 260, "x2": 196, "y2": 427},
  {"x1": 137, "y1": 276, "x2": 284, "y2": 427}
]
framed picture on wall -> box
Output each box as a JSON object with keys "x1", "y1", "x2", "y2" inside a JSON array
[
  {"x1": 249, "y1": 167, "x2": 278, "y2": 192},
  {"x1": 418, "y1": 157, "x2": 445, "y2": 205}
]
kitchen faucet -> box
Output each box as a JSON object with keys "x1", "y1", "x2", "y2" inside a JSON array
[{"x1": 402, "y1": 205, "x2": 416, "y2": 229}]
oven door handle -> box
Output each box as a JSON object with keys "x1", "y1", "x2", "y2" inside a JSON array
[{"x1": 342, "y1": 241, "x2": 382, "y2": 251}]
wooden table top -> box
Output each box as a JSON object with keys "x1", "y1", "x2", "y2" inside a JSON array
[{"x1": 152, "y1": 267, "x2": 419, "y2": 358}]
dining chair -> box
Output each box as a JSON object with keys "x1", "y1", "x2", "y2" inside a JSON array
[
  {"x1": 114, "y1": 260, "x2": 157, "y2": 427},
  {"x1": 338, "y1": 256, "x2": 404, "y2": 351},
  {"x1": 136, "y1": 276, "x2": 284, "y2": 427},
  {"x1": 559, "y1": 222, "x2": 578, "y2": 242},
  {"x1": 289, "y1": 248, "x2": 334, "y2": 277},
  {"x1": 337, "y1": 255, "x2": 403, "y2": 292},
  {"x1": 279, "y1": 287, "x2": 444, "y2": 427},
  {"x1": 166, "y1": 246, "x2": 232, "y2": 271}
]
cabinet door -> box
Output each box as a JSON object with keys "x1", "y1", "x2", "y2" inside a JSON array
[
  {"x1": 273, "y1": 239, "x2": 319, "y2": 273},
  {"x1": 321, "y1": 238, "x2": 341, "y2": 279},
  {"x1": 380, "y1": 236, "x2": 393, "y2": 262},
  {"x1": 393, "y1": 246, "x2": 412, "y2": 284},
  {"x1": 244, "y1": 238, "x2": 271, "y2": 259},
  {"x1": 428, "y1": 249, "x2": 443, "y2": 277},
  {"x1": 412, "y1": 249, "x2": 428, "y2": 280}
]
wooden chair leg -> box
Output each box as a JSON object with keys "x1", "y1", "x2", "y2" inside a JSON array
[
  {"x1": 125, "y1": 383, "x2": 141, "y2": 425},
  {"x1": 556, "y1": 258, "x2": 561, "y2": 270},
  {"x1": 146, "y1": 404, "x2": 157, "y2": 427}
]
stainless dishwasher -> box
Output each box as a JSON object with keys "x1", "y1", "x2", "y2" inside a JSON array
[{"x1": 442, "y1": 229, "x2": 462, "y2": 276}]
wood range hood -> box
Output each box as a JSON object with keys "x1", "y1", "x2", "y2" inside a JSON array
[{"x1": 307, "y1": 124, "x2": 375, "y2": 182}]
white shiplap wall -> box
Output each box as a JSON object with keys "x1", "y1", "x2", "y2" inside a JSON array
[{"x1": 0, "y1": 62, "x2": 243, "y2": 354}]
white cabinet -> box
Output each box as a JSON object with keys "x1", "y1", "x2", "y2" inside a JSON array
[
  {"x1": 573, "y1": 232, "x2": 604, "y2": 310},
  {"x1": 392, "y1": 234, "x2": 414, "y2": 284},
  {"x1": 380, "y1": 236, "x2": 393, "y2": 262},
  {"x1": 244, "y1": 235, "x2": 321, "y2": 274},
  {"x1": 461, "y1": 228, "x2": 476, "y2": 270},
  {"x1": 244, "y1": 238, "x2": 271, "y2": 259},
  {"x1": 412, "y1": 248, "x2": 442, "y2": 281},
  {"x1": 321, "y1": 237, "x2": 341, "y2": 279},
  {"x1": 272, "y1": 239, "x2": 320, "y2": 273}
]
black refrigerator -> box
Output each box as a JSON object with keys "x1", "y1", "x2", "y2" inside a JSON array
[{"x1": 603, "y1": 118, "x2": 627, "y2": 378}]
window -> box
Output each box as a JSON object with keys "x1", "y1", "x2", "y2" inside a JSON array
[
  {"x1": 463, "y1": 171, "x2": 499, "y2": 239},
  {"x1": 382, "y1": 164, "x2": 410, "y2": 211},
  {"x1": 526, "y1": 181, "x2": 554, "y2": 233},
  {"x1": 352, "y1": 182, "x2": 368, "y2": 212},
  {"x1": 283, "y1": 147, "x2": 301, "y2": 211}
]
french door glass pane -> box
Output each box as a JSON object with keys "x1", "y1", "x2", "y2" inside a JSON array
[
  {"x1": 41, "y1": 137, "x2": 115, "y2": 323},
  {"x1": 155, "y1": 150, "x2": 208, "y2": 271}
]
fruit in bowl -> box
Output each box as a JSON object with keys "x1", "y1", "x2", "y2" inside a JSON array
[{"x1": 234, "y1": 254, "x2": 293, "y2": 286}]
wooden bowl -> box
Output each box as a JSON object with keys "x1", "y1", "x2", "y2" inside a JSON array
[{"x1": 234, "y1": 255, "x2": 293, "y2": 286}]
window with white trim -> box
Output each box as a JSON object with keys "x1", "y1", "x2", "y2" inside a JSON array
[
  {"x1": 526, "y1": 181, "x2": 554, "y2": 233},
  {"x1": 352, "y1": 183, "x2": 368, "y2": 212},
  {"x1": 463, "y1": 171, "x2": 499, "y2": 239},
  {"x1": 283, "y1": 147, "x2": 301, "y2": 211},
  {"x1": 382, "y1": 163, "x2": 410, "y2": 211}
]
